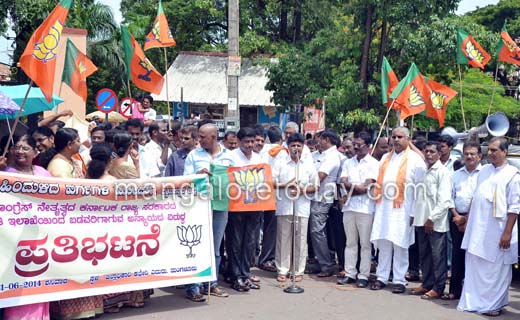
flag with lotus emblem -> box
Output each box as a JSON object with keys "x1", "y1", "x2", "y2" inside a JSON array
[
  {"x1": 19, "y1": 0, "x2": 73, "y2": 102},
  {"x1": 61, "y1": 39, "x2": 97, "y2": 102},
  {"x1": 425, "y1": 79, "x2": 457, "y2": 128},
  {"x1": 497, "y1": 23, "x2": 520, "y2": 66},
  {"x1": 390, "y1": 63, "x2": 431, "y2": 120},
  {"x1": 121, "y1": 26, "x2": 165, "y2": 94},
  {"x1": 210, "y1": 163, "x2": 276, "y2": 212},
  {"x1": 144, "y1": 0, "x2": 176, "y2": 50},
  {"x1": 456, "y1": 28, "x2": 491, "y2": 69}
]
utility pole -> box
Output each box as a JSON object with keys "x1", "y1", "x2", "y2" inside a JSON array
[{"x1": 226, "y1": 0, "x2": 240, "y2": 132}]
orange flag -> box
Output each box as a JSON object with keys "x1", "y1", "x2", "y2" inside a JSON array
[
  {"x1": 456, "y1": 29, "x2": 491, "y2": 69},
  {"x1": 498, "y1": 28, "x2": 520, "y2": 66},
  {"x1": 390, "y1": 64, "x2": 431, "y2": 120},
  {"x1": 121, "y1": 26, "x2": 164, "y2": 95},
  {"x1": 19, "y1": 0, "x2": 73, "y2": 102},
  {"x1": 426, "y1": 80, "x2": 458, "y2": 128},
  {"x1": 144, "y1": 0, "x2": 176, "y2": 50},
  {"x1": 62, "y1": 39, "x2": 97, "y2": 101}
]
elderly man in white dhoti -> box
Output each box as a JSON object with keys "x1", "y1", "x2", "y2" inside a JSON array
[
  {"x1": 457, "y1": 137, "x2": 520, "y2": 317},
  {"x1": 369, "y1": 127, "x2": 426, "y2": 293}
]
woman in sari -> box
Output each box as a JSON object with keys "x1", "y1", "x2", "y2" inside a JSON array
[
  {"x1": 48, "y1": 128, "x2": 104, "y2": 319},
  {"x1": 3, "y1": 135, "x2": 50, "y2": 320}
]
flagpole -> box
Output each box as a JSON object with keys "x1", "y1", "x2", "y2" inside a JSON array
[
  {"x1": 410, "y1": 115, "x2": 415, "y2": 138},
  {"x1": 457, "y1": 64, "x2": 468, "y2": 131},
  {"x1": 372, "y1": 99, "x2": 396, "y2": 156},
  {"x1": 487, "y1": 63, "x2": 500, "y2": 116},
  {"x1": 127, "y1": 80, "x2": 132, "y2": 99},
  {"x1": 57, "y1": 82, "x2": 64, "y2": 114},
  {"x1": 163, "y1": 47, "x2": 171, "y2": 128},
  {"x1": 2, "y1": 80, "x2": 33, "y2": 158}
]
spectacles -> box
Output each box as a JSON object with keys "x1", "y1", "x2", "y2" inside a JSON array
[
  {"x1": 13, "y1": 146, "x2": 33, "y2": 152},
  {"x1": 353, "y1": 143, "x2": 365, "y2": 147}
]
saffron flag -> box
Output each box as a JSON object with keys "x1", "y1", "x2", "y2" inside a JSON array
[
  {"x1": 210, "y1": 163, "x2": 276, "y2": 212},
  {"x1": 19, "y1": 0, "x2": 73, "y2": 102},
  {"x1": 390, "y1": 63, "x2": 431, "y2": 120},
  {"x1": 61, "y1": 39, "x2": 97, "y2": 102},
  {"x1": 456, "y1": 28, "x2": 491, "y2": 69},
  {"x1": 497, "y1": 23, "x2": 520, "y2": 66},
  {"x1": 121, "y1": 26, "x2": 164, "y2": 95},
  {"x1": 381, "y1": 56, "x2": 399, "y2": 107},
  {"x1": 425, "y1": 79, "x2": 458, "y2": 128},
  {"x1": 144, "y1": 0, "x2": 176, "y2": 50}
]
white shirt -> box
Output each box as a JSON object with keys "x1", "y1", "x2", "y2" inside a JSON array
[
  {"x1": 142, "y1": 139, "x2": 171, "y2": 177},
  {"x1": 311, "y1": 150, "x2": 322, "y2": 171},
  {"x1": 230, "y1": 148, "x2": 263, "y2": 167},
  {"x1": 341, "y1": 154, "x2": 379, "y2": 215},
  {"x1": 256, "y1": 143, "x2": 273, "y2": 163},
  {"x1": 273, "y1": 157, "x2": 319, "y2": 217},
  {"x1": 462, "y1": 163, "x2": 520, "y2": 264},
  {"x1": 413, "y1": 160, "x2": 453, "y2": 232},
  {"x1": 316, "y1": 146, "x2": 342, "y2": 203},
  {"x1": 451, "y1": 164, "x2": 482, "y2": 213}
]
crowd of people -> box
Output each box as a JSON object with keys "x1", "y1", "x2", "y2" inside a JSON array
[{"x1": 0, "y1": 94, "x2": 518, "y2": 319}]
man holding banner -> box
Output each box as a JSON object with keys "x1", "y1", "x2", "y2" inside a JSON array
[{"x1": 184, "y1": 123, "x2": 233, "y2": 298}]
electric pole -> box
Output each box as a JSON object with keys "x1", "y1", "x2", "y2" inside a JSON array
[{"x1": 226, "y1": 0, "x2": 240, "y2": 132}]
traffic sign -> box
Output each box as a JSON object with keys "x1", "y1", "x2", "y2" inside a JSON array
[
  {"x1": 95, "y1": 88, "x2": 118, "y2": 114},
  {"x1": 120, "y1": 97, "x2": 133, "y2": 119}
]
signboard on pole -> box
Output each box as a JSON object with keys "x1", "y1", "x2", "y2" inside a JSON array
[
  {"x1": 95, "y1": 89, "x2": 118, "y2": 113},
  {"x1": 119, "y1": 97, "x2": 133, "y2": 119}
]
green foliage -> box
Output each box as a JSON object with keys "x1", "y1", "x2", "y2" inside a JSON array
[{"x1": 468, "y1": 0, "x2": 520, "y2": 36}]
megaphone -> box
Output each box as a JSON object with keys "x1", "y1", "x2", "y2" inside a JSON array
[{"x1": 440, "y1": 112, "x2": 510, "y2": 142}]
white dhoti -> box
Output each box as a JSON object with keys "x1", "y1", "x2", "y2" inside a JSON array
[{"x1": 457, "y1": 252, "x2": 512, "y2": 313}]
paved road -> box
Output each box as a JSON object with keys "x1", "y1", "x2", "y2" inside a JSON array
[{"x1": 102, "y1": 269, "x2": 520, "y2": 320}]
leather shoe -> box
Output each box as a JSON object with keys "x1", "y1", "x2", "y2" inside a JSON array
[
  {"x1": 317, "y1": 270, "x2": 334, "y2": 278},
  {"x1": 392, "y1": 284, "x2": 406, "y2": 294},
  {"x1": 337, "y1": 276, "x2": 356, "y2": 285}
]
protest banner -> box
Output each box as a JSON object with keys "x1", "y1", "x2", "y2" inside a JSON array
[{"x1": 0, "y1": 172, "x2": 214, "y2": 308}]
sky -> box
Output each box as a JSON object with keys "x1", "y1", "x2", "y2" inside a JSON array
[{"x1": 0, "y1": 0, "x2": 500, "y2": 65}]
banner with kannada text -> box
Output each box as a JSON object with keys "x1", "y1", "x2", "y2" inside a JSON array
[{"x1": 0, "y1": 172, "x2": 214, "y2": 308}]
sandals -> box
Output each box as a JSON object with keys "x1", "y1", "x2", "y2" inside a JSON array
[
  {"x1": 249, "y1": 275, "x2": 261, "y2": 283},
  {"x1": 259, "y1": 261, "x2": 277, "y2": 272},
  {"x1": 441, "y1": 293, "x2": 459, "y2": 300},
  {"x1": 410, "y1": 286, "x2": 429, "y2": 296},
  {"x1": 277, "y1": 275, "x2": 287, "y2": 282},
  {"x1": 186, "y1": 293, "x2": 206, "y2": 302},
  {"x1": 420, "y1": 290, "x2": 440, "y2": 300},
  {"x1": 293, "y1": 275, "x2": 304, "y2": 282},
  {"x1": 483, "y1": 310, "x2": 501, "y2": 317},
  {"x1": 202, "y1": 286, "x2": 229, "y2": 298},
  {"x1": 370, "y1": 280, "x2": 386, "y2": 290}
]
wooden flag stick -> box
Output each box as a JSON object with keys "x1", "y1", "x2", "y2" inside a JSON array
[
  {"x1": 2, "y1": 80, "x2": 33, "y2": 158},
  {"x1": 164, "y1": 47, "x2": 171, "y2": 128},
  {"x1": 457, "y1": 64, "x2": 468, "y2": 131},
  {"x1": 372, "y1": 99, "x2": 396, "y2": 156},
  {"x1": 487, "y1": 63, "x2": 500, "y2": 116},
  {"x1": 127, "y1": 80, "x2": 132, "y2": 99}
]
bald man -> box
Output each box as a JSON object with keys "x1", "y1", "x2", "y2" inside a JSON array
[{"x1": 183, "y1": 123, "x2": 233, "y2": 299}]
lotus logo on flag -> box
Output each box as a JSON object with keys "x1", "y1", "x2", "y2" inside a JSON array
[
  {"x1": 177, "y1": 225, "x2": 202, "y2": 258},
  {"x1": 431, "y1": 91, "x2": 447, "y2": 110},
  {"x1": 232, "y1": 168, "x2": 268, "y2": 204},
  {"x1": 409, "y1": 85, "x2": 425, "y2": 108},
  {"x1": 33, "y1": 20, "x2": 63, "y2": 62},
  {"x1": 464, "y1": 41, "x2": 486, "y2": 65}
]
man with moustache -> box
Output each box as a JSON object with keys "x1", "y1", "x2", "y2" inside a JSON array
[
  {"x1": 372, "y1": 137, "x2": 390, "y2": 161},
  {"x1": 165, "y1": 126, "x2": 198, "y2": 177},
  {"x1": 370, "y1": 127, "x2": 426, "y2": 293},
  {"x1": 458, "y1": 137, "x2": 519, "y2": 316},
  {"x1": 411, "y1": 142, "x2": 452, "y2": 299},
  {"x1": 338, "y1": 131, "x2": 379, "y2": 287},
  {"x1": 142, "y1": 121, "x2": 171, "y2": 177},
  {"x1": 341, "y1": 137, "x2": 355, "y2": 159},
  {"x1": 442, "y1": 141, "x2": 482, "y2": 301}
]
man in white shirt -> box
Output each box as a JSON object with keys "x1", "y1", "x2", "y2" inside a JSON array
[
  {"x1": 142, "y1": 121, "x2": 171, "y2": 177},
  {"x1": 141, "y1": 95, "x2": 157, "y2": 131},
  {"x1": 444, "y1": 141, "x2": 482, "y2": 301},
  {"x1": 458, "y1": 137, "x2": 520, "y2": 316},
  {"x1": 309, "y1": 129, "x2": 342, "y2": 277},
  {"x1": 273, "y1": 133, "x2": 318, "y2": 282},
  {"x1": 228, "y1": 127, "x2": 264, "y2": 292},
  {"x1": 438, "y1": 135, "x2": 457, "y2": 170},
  {"x1": 370, "y1": 127, "x2": 427, "y2": 293},
  {"x1": 337, "y1": 132, "x2": 379, "y2": 287},
  {"x1": 410, "y1": 142, "x2": 452, "y2": 299}
]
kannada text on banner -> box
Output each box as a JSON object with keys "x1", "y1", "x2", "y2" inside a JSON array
[{"x1": 0, "y1": 172, "x2": 215, "y2": 308}]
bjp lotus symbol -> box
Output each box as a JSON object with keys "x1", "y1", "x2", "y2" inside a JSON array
[
  {"x1": 177, "y1": 225, "x2": 202, "y2": 258},
  {"x1": 232, "y1": 167, "x2": 268, "y2": 204}
]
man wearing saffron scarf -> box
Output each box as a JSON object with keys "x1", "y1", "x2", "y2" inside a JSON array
[
  {"x1": 370, "y1": 127, "x2": 426, "y2": 293},
  {"x1": 457, "y1": 137, "x2": 519, "y2": 316}
]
